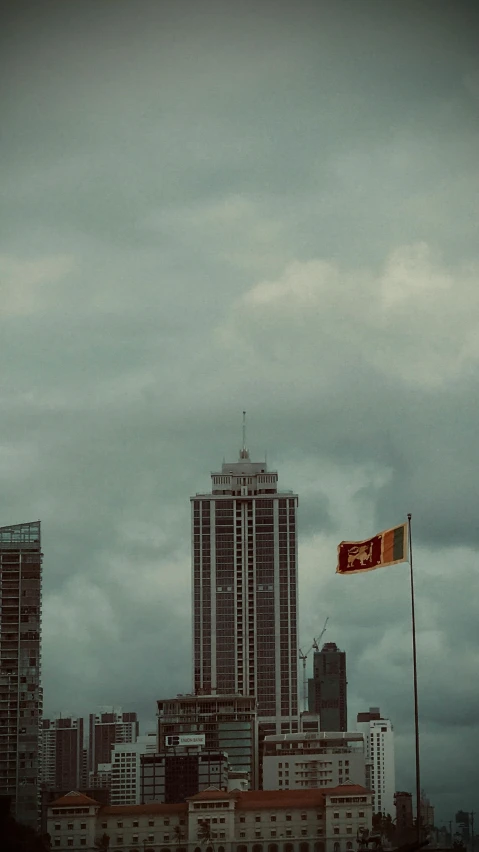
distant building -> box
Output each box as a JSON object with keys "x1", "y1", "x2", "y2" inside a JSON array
[
  {"x1": 420, "y1": 792, "x2": 435, "y2": 831},
  {"x1": 47, "y1": 783, "x2": 373, "y2": 852},
  {"x1": 308, "y1": 642, "x2": 347, "y2": 732},
  {"x1": 41, "y1": 717, "x2": 84, "y2": 790},
  {"x1": 395, "y1": 791, "x2": 414, "y2": 844},
  {"x1": 263, "y1": 731, "x2": 366, "y2": 790},
  {"x1": 140, "y1": 750, "x2": 230, "y2": 803},
  {"x1": 110, "y1": 734, "x2": 157, "y2": 805},
  {"x1": 0, "y1": 521, "x2": 43, "y2": 827},
  {"x1": 157, "y1": 693, "x2": 258, "y2": 787},
  {"x1": 356, "y1": 708, "x2": 395, "y2": 816},
  {"x1": 192, "y1": 444, "x2": 300, "y2": 740},
  {"x1": 88, "y1": 763, "x2": 112, "y2": 790},
  {"x1": 88, "y1": 708, "x2": 139, "y2": 774}
]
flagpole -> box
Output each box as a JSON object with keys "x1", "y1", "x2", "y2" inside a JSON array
[{"x1": 408, "y1": 513, "x2": 421, "y2": 844}]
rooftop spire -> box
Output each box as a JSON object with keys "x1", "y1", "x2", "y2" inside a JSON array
[{"x1": 239, "y1": 410, "x2": 249, "y2": 459}]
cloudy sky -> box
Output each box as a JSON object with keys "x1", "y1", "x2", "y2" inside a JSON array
[{"x1": 2, "y1": 0, "x2": 479, "y2": 822}]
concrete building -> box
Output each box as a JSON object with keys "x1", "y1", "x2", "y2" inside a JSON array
[
  {"x1": 41, "y1": 717, "x2": 84, "y2": 790},
  {"x1": 0, "y1": 520, "x2": 43, "y2": 827},
  {"x1": 88, "y1": 708, "x2": 139, "y2": 774},
  {"x1": 40, "y1": 787, "x2": 110, "y2": 836},
  {"x1": 263, "y1": 732, "x2": 366, "y2": 791},
  {"x1": 47, "y1": 782, "x2": 373, "y2": 852},
  {"x1": 157, "y1": 694, "x2": 258, "y2": 788},
  {"x1": 308, "y1": 644, "x2": 347, "y2": 732},
  {"x1": 141, "y1": 750, "x2": 230, "y2": 803},
  {"x1": 356, "y1": 708, "x2": 395, "y2": 817},
  {"x1": 110, "y1": 734, "x2": 158, "y2": 806},
  {"x1": 192, "y1": 441, "x2": 299, "y2": 739}
]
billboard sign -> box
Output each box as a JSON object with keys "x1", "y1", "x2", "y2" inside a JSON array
[{"x1": 165, "y1": 734, "x2": 206, "y2": 747}]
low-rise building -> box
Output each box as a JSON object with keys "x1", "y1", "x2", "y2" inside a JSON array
[
  {"x1": 47, "y1": 782, "x2": 372, "y2": 852},
  {"x1": 263, "y1": 732, "x2": 366, "y2": 790}
]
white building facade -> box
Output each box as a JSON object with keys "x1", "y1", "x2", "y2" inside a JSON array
[
  {"x1": 263, "y1": 732, "x2": 366, "y2": 791},
  {"x1": 192, "y1": 444, "x2": 299, "y2": 738},
  {"x1": 48, "y1": 783, "x2": 373, "y2": 852},
  {"x1": 110, "y1": 734, "x2": 158, "y2": 805},
  {"x1": 356, "y1": 708, "x2": 395, "y2": 817}
]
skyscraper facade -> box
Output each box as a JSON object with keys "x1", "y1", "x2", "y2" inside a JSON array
[
  {"x1": 308, "y1": 641, "x2": 347, "y2": 731},
  {"x1": 0, "y1": 521, "x2": 43, "y2": 826},
  {"x1": 191, "y1": 445, "x2": 299, "y2": 736},
  {"x1": 41, "y1": 716, "x2": 84, "y2": 790},
  {"x1": 356, "y1": 707, "x2": 396, "y2": 816}
]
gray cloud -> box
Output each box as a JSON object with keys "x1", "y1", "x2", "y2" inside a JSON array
[{"x1": 1, "y1": 0, "x2": 478, "y2": 823}]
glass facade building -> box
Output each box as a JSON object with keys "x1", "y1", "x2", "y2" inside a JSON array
[{"x1": 0, "y1": 521, "x2": 43, "y2": 827}]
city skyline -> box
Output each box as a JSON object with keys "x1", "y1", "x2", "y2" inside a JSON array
[{"x1": 2, "y1": 0, "x2": 479, "y2": 824}]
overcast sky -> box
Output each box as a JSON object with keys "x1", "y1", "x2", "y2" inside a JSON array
[{"x1": 2, "y1": 0, "x2": 479, "y2": 823}]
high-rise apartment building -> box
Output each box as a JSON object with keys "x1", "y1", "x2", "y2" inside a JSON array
[
  {"x1": 88, "y1": 708, "x2": 139, "y2": 775},
  {"x1": 110, "y1": 734, "x2": 157, "y2": 805},
  {"x1": 191, "y1": 443, "x2": 299, "y2": 737},
  {"x1": 357, "y1": 707, "x2": 395, "y2": 816},
  {"x1": 308, "y1": 641, "x2": 347, "y2": 731},
  {"x1": 41, "y1": 716, "x2": 84, "y2": 790},
  {"x1": 0, "y1": 521, "x2": 43, "y2": 827}
]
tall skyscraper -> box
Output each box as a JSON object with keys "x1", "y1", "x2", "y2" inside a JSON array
[
  {"x1": 308, "y1": 641, "x2": 347, "y2": 731},
  {"x1": 191, "y1": 440, "x2": 299, "y2": 737},
  {"x1": 357, "y1": 707, "x2": 396, "y2": 816},
  {"x1": 0, "y1": 521, "x2": 43, "y2": 826},
  {"x1": 88, "y1": 708, "x2": 139, "y2": 775},
  {"x1": 41, "y1": 716, "x2": 84, "y2": 790}
]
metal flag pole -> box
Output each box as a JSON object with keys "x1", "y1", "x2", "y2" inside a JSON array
[{"x1": 408, "y1": 513, "x2": 421, "y2": 844}]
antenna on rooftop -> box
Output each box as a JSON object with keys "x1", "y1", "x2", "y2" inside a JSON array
[{"x1": 239, "y1": 411, "x2": 249, "y2": 459}]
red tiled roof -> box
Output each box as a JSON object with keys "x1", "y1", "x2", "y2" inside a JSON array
[
  {"x1": 102, "y1": 803, "x2": 188, "y2": 816},
  {"x1": 49, "y1": 791, "x2": 100, "y2": 807},
  {"x1": 324, "y1": 784, "x2": 371, "y2": 795}
]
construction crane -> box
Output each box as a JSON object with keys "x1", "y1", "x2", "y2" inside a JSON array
[{"x1": 298, "y1": 617, "x2": 329, "y2": 713}]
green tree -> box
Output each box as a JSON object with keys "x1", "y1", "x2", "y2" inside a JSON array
[
  {"x1": 197, "y1": 819, "x2": 214, "y2": 850},
  {"x1": 94, "y1": 832, "x2": 110, "y2": 852}
]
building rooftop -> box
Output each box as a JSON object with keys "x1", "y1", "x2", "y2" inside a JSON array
[{"x1": 49, "y1": 792, "x2": 101, "y2": 808}]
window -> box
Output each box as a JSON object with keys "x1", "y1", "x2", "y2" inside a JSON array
[
  {"x1": 256, "y1": 816, "x2": 261, "y2": 822},
  {"x1": 80, "y1": 841, "x2": 86, "y2": 847},
  {"x1": 359, "y1": 812, "x2": 364, "y2": 818},
  {"x1": 240, "y1": 817, "x2": 246, "y2": 823},
  {"x1": 102, "y1": 823, "x2": 107, "y2": 829},
  {"x1": 80, "y1": 823, "x2": 86, "y2": 829},
  {"x1": 149, "y1": 821, "x2": 155, "y2": 827},
  {"x1": 271, "y1": 830, "x2": 277, "y2": 837},
  {"x1": 68, "y1": 824, "x2": 74, "y2": 830},
  {"x1": 347, "y1": 828, "x2": 352, "y2": 835},
  {"x1": 148, "y1": 836, "x2": 154, "y2": 842},
  {"x1": 256, "y1": 830, "x2": 262, "y2": 838},
  {"x1": 67, "y1": 842, "x2": 73, "y2": 848},
  {"x1": 301, "y1": 814, "x2": 307, "y2": 821},
  {"x1": 301, "y1": 829, "x2": 308, "y2": 836},
  {"x1": 118, "y1": 822, "x2": 123, "y2": 828},
  {"x1": 240, "y1": 832, "x2": 246, "y2": 838},
  {"x1": 271, "y1": 816, "x2": 276, "y2": 822},
  {"x1": 334, "y1": 829, "x2": 340, "y2": 835},
  {"x1": 164, "y1": 819, "x2": 170, "y2": 826},
  {"x1": 117, "y1": 837, "x2": 123, "y2": 844},
  {"x1": 55, "y1": 824, "x2": 61, "y2": 831},
  {"x1": 133, "y1": 821, "x2": 139, "y2": 827},
  {"x1": 286, "y1": 829, "x2": 292, "y2": 837},
  {"x1": 334, "y1": 813, "x2": 339, "y2": 820},
  {"x1": 286, "y1": 815, "x2": 292, "y2": 822},
  {"x1": 133, "y1": 836, "x2": 139, "y2": 842},
  {"x1": 346, "y1": 813, "x2": 352, "y2": 819}
]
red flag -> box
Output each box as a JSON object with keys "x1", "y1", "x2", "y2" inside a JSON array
[{"x1": 337, "y1": 523, "x2": 408, "y2": 575}]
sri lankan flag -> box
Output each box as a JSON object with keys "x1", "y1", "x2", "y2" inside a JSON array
[{"x1": 336, "y1": 523, "x2": 408, "y2": 575}]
